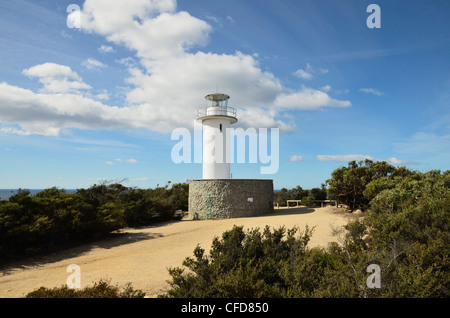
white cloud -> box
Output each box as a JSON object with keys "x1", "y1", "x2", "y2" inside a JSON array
[
  {"x1": 359, "y1": 88, "x2": 383, "y2": 96},
  {"x1": 320, "y1": 85, "x2": 332, "y2": 92},
  {"x1": 0, "y1": 81, "x2": 127, "y2": 136},
  {"x1": 116, "y1": 57, "x2": 138, "y2": 67},
  {"x1": 23, "y1": 63, "x2": 80, "y2": 80},
  {"x1": 0, "y1": 0, "x2": 352, "y2": 136},
  {"x1": 274, "y1": 86, "x2": 351, "y2": 110},
  {"x1": 288, "y1": 155, "x2": 303, "y2": 162},
  {"x1": 62, "y1": 137, "x2": 139, "y2": 149},
  {"x1": 204, "y1": 15, "x2": 220, "y2": 25},
  {"x1": 294, "y1": 63, "x2": 328, "y2": 80},
  {"x1": 226, "y1": 15, "x2": 235, "y2": 23},
  {"x1": 294, "y1": 69, "x2": 313, "y2": 80},
  {"x1": 384, "y1": 157, "x2": 409, "y2": 165},
  {"x1": 334, "y1": 88, "x2": 350, "y2": 95},
  {"x1": 105, "y1": 158, "x2": 138, "y2": 165},
  {"x1": 237, "y1": 106, "x2": 294, "y2": 133},
  {"x1": 60, "y1": 30, "x2": 72, "y2": 39},
  {"x1": 0, "y1": 127, "x2": 31, "y2": 136},
  {"x1": 115, "y1": 158, "x2": 138, "y2": 163},
  {"x1": 98, "y1": 45, "x2": 114, "y2": 53},
  {"x1": 80, "y1": 0, "x2": 209, "y2": 64},
  {"x1": 22, "y1": 63, "x2": 91, "y2": 94},
  {"x1": 315, "y1": 154, "x2": 374, "y2": 162},
  {"x1": 78, "y1": 0, "x2": 349, "y2": 126},
  {"x1": 82, "y1": 58, "x2": 106, "y2": 70},
  {"x1": 95, "y1": 91, "x2": 110, "y2": 100}
]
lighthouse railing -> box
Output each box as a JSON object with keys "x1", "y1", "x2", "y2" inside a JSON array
[{"x1": 197, "y1": 106, "x2": 237, "y2": 118}]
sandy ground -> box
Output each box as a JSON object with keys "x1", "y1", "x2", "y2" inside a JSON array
[{"x1": 0, "y1": 206, "x2": 360, "y2": 298}]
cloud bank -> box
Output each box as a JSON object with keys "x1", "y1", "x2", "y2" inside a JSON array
[{"x1": 0, "y1": 0, "x2": 351, "y2": 136}]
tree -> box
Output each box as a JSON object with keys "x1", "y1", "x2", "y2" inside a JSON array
[
  {"x1": 0, "y1": 182, "x2": 190, "y2": 264},
  {"x1": 274, "y1": 188, "x2": 291, "y2": 206},
  {"x1": 288, "y1": 185, "x2": 308, "y2": 200},
  {"x1": 327, "y1": 159, "x2": 407, "y2": 210},
  {"x1": 308, "y1": 187, "x2": 327, "y2": 200}
]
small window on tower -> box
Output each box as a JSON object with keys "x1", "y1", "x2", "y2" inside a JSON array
[{"x1": 220, "y1": 124, "x2": 222, "y2": 132}]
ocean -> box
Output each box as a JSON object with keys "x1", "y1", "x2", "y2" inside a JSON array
[{"x1": 0, "y1": 189, "x2": 77, "y2": 201}]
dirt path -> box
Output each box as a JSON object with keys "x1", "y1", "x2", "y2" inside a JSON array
[{"x1": 0, "y1": 206, "x2": 359, "y2": 298}]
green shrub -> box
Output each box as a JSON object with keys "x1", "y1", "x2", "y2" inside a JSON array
[
  {"x1": 300, "y1": 196, "x2": 312, "y2": 206},
  {"x1": 274, "y1": 186, "x2": 327, "y2": 206},
  {"x1": 162, "y1": 225, "x2": 362, "y2": 298},
  {"x1": 25, "y1": 279, "x2": 145, "y2": 298},
  {"x1": 363, "y1": 170, "x2": 450, "y2": 297}
]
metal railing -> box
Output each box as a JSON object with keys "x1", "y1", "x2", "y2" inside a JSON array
[
  {"x1": 286, "y1": 200, "x2": 338, "y2": 208},
  {"x1": 197, "y1": 106, "x2": 237, "y2": 118}
]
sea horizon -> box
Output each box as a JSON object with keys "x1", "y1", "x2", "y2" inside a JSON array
[
  {"x1": 0, "y1": 189, "x2": 77, "y2": 201},
  {"x1": 1, "y1": 187, "x2": 281, "y2": 201}
]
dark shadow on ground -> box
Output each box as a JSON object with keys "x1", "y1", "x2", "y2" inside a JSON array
[
  {"x1": 237, "y1": 206, "x2": 317, "y2": 219},
  {"x1": 0, "y1": 231, "x2": 163, "y2": 274},
  {"x1": 267, "y1": 206, "x2": 316, "y2": 216},
  {"x1": 178, "y1": 206, "x2": 318, "y2": 222},
  {"x1": 269, "y1": 206, "x2": 358, "y2": 219}
]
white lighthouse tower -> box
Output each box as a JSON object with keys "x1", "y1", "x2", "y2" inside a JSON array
[
  {"x1": 197, "y1": 93, "x2": 238, "y2": 179},
  {"x1": 189, "y1": 92, "x2": 273, "y2": 220}
]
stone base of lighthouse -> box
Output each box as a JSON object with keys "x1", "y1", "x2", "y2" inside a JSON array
[{"x1": 188, "y1": 179, "x2": 274, "y2": 220}]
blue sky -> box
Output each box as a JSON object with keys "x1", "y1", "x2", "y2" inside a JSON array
[{"x1": 0, "y1": 0, "x2": 449, "y2": 190}]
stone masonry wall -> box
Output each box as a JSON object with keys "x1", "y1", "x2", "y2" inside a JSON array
[{"x1": 188, "y1": 179, "x2": 274, "y2": 220}]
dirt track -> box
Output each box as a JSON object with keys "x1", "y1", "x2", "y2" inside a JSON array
[{"x1": 0, "y1": 206, "x2": 359, "y2": 298}]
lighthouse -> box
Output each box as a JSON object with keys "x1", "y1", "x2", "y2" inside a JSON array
[
  {"x1": 188, "y1": 92, "x2": 274, "y2": 220},
  {"x1": 197, "y1": 93, "x2": 238, "y2": 179}
]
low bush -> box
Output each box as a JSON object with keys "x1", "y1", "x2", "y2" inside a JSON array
[
  {"x1": 25, "y1": 279, "x2": 145, "y2": 298},
  {"x1": 162, "y1": 225, "x2": 364, "y2": 298}
]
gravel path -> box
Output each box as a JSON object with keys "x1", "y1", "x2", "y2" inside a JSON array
[{"x1": 0, "y1": 206, "x2": 358, "y2": 298}]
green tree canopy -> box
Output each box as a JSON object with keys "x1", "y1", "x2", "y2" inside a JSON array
[{"x1": 326, "y1": 159, "x2": 415, "y2": 210}]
